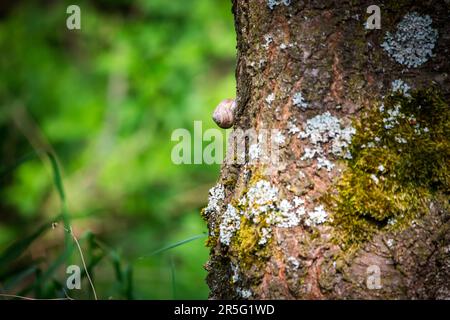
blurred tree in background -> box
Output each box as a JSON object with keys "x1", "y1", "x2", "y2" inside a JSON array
[{"x1": 0, "y1": 0, "x2": 235, "y2": 299}]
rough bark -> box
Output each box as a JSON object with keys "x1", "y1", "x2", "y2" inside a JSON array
[{"x1": 204, "y1": 0, "x2": 450, "y2": 299}]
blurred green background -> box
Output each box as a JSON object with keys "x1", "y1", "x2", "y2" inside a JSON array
[{"x1": 0, "y1": 0, "x2": 236, "y2": 299}]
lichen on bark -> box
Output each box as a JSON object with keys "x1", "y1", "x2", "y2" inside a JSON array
[
  {"x1": 327, "y1": 88, "x2": 450, "y2": 249},
  {"x1": 204, "y1": 0, "x2": 450, "y2": 300}
]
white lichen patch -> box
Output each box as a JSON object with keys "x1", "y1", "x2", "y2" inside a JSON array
[
  {"x1": 388, "y1": 218, "x2": 397, "y2": 226},
  {"x1": 248, "y1": 143, "x2": 260, "y2": 162},
  {"x1": 299, "y1": 112, "x2": 355, "y2": 171},
  {"x1": 392, "y1": 79, "x2": 411, "y2": 97},
  {"x1": 262, "y1": 34, "x2": 273, "y2": 49},
  {"x1": 219, "y1": 204, "x2": 241, "y2": 246},
  {"x1": 273, "y1": 131, "x2": 286, "y2": 145},
  {"x1": 292, "y1": 92, "x2": 308, "y2": 109},
  {"x1": 293, "y1": 196, "x2": 305, "y2": 208},
  {"x1": 220, "y1": 180, "x2": 328, "y2": 247},
  {"x1": 379, "y1": 102, "x2": 427, "y2": 139},
  {"x1": 305, "y1": 205, "x2": 328, "y2": 226},
  {"x1": 267, "y1": 0, "x2": 291, "y2": 10},
  {"x1": 386, "y1": 239, "x2": 395, "y2": 248},
  {"x1": 231, "y1": 263, "x2": 240, "y2": 283},
  {"x1": 394, "y1": 135, "x2": 407, "y2": 144},
  {"x1": 266, "y1": 92, "x2": 275, "y2": 106},
  {"x1": 381, "y1": 12, "x2": 438, "y2": 68},
  {"x1": 280, "y1": 42, "x2": 297, "y2": 50},
  {"x1": 236, "y1": 288, "x2": 252, "y2": 299},
  {"x1": 258, "y1": 227, "x2": 271, "y2": 246},
  {"x1": 382, "y1": 104, "x2": 404, "y2": 130},
  {"x1": 267, "y1": 199, "x2": 300, "y2": 228},
  {"x1": 370, "y1": 174, "x2": 380, "y2": 184},
  {"x1": 287, "y1": 256, "x2": 300, "y2": 269},
  {"x1": 300, "y1": 147, "x2": 318, "y2": 161},
  {"x1": 317, "y1": 157, "x2": 335, "y2": 171},
  {"x1": 205, "y1": 184, "x2": 225, "y2": 237},
  {"x1": 288, "y1": 120, "x2": 301, "y2": 135},
  {"x1": 239, "y1": 180, "x2": 279, "y2": 221},
  {"x1": 205, "y1": 184, "x2": 225, "y2": 216}
]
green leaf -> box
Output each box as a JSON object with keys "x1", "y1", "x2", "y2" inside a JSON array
[
  {"x1": 123, "y1": 264, "x2": 134, "y2": 300},
  {"x1": 170, "y1": 255, "x2": 176, "y2": 300}
]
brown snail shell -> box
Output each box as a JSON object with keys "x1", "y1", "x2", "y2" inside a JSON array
[{"x1": 212, "y1": 99, "x2": 236, "y2": 129}]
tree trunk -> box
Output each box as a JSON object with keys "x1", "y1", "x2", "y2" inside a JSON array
[{"x1": 204, "y1": 0, "x2": 450, "y2": 299}]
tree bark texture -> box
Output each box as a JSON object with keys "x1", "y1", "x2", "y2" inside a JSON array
[{"x1": 204, "y1": 0, "x2": 450, "y2": 299}]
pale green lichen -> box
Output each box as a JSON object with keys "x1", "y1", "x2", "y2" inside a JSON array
[
  {"x1": 298, "y1": 112, "x2": 356, "y2": 172},
  {"x1": 267, "y1": 0, "x2": 291, "y2": 10},
  {"x1": 381, "y1": 12, "x2": 438, "y2": 68},
  {"x1": 224, "y1": 179, "x2": 302, "y2": 247}
]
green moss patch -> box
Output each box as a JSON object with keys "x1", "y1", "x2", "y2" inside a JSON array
[
  {"x1": 328, "y1": 88, "x2": 450, "y2": 248},
  {"x1": 229, "y1": 216, "x2": 270, "y2": 270}
]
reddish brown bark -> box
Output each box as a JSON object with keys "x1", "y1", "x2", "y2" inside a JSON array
[{"x1": 205, "y1": 0, "x2": 450, "y2": 299}]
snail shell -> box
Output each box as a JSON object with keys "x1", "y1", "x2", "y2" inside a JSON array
[{"x1": 212, "y1": 99, "x2": 236, "y2": 129}]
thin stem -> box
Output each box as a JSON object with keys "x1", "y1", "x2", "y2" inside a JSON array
[
  {"x1": 68, "y1": 227, "x2": 98, "y2": 300},
  {"x1": 0, "y1": 293, "x2": 72, "y2": 301}
]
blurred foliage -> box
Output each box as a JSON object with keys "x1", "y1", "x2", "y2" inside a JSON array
[{"x1": 0, "y1": 0, "x2": 236, "y2": 299}]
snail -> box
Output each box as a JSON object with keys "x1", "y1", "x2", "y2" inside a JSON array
[{"x1": 212, "y1": 98, "x2": 237, "y2": 129}]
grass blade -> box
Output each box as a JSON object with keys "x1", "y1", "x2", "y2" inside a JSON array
[
  {"x1": 1, "y1": 264, "x2": 38, "y2": 291},
  {"x1": 46, "y1": 152, "x2": 65, "y2": 202},
  {"x1": 124, "y1": 264, "x2": 134, "y2": 300},
  {"x1": 139, "y1": 233, "x2": 207, "y2": 258},
  {"x1": 170, "y1": 256, "x2": 176, "y2": 300},
  {"x1": 0, "y1": 224, "x2": 51, "y2": 275},
  {"x1": 46, "y1": 152, "x2": 72, "y2": 255}
]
